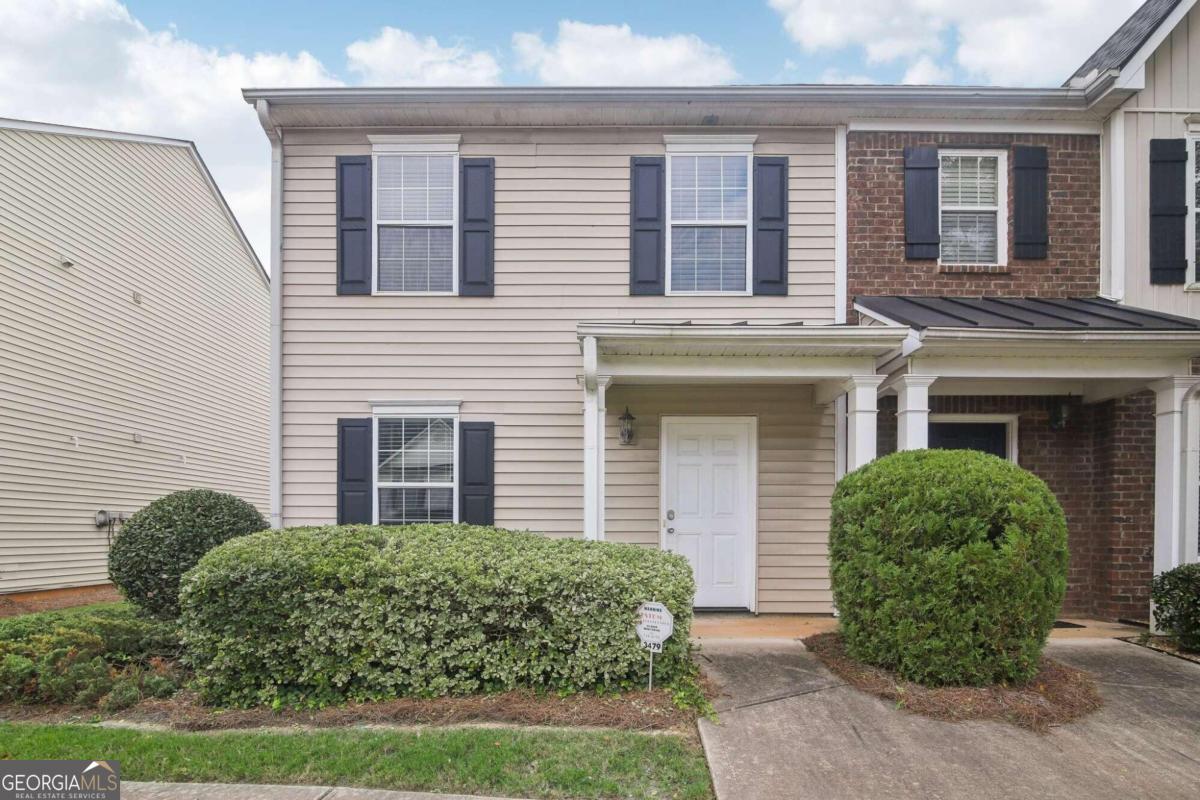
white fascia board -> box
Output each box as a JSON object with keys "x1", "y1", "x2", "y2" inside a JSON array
[
  {"x1": 0, "y1": 116, "x2": 190, "y2": 148},
  {"x1": 912, "y1": 327, "x2": 1200, "y2": 360},
  {"x1": 577, "y1": 322, "x2": 909, "y2": 345},
  {"x1": 1114, "y1": 0, "x2": 1199, "y2": 91},
  {"x1": 848, "y1": 119, "x2": 1102, "y2": 135}
]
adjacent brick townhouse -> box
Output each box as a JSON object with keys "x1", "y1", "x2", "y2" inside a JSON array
[
  {"x1": 0, "y1": 119, "x2": 270, "y2": 593},
  {"x1": 247, "y1": 0, "x2": 1200, "y2": 622}
]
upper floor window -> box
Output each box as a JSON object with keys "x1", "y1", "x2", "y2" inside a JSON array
[
  {"x1": 664, "y1": 136, "x2": 755, "y2": 295},
  {"x1": 939, "y1": 150, "x2": 1008, "y2": 267},
  {"x1": 374, "y1": 152, "x2": 458, "y2": 294}
]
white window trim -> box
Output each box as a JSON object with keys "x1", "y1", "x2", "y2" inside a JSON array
[
  {"x1": 664, "y1": 137, "x2": 755, "y2": 296},
  {"x1": 370, "y1": 139, "x2": 460, "y2": 296},
  {"x1": 928, "y1": 413, "x2": 1019, "y2": 464},
  {"x1": 937, "y1": 148, "x2": 1008, "y2": 268},
  {"x1": 371, "y1": 406, "x2": 460, "y2": 525}
]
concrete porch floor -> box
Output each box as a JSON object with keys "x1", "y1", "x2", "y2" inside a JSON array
[{"x1": 690, "y1": 612, "x2": 1145, "y2": 642}]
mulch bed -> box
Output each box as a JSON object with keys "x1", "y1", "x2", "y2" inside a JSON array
[
  {"x1": 1, "y1": 686, "x2": 696, "y2": 733},
  {"x1": 0, "y1": 585, "x2": 122, "y2": 618},
  {"x1": 803, "y1": 632, "x2": 1102, "y2": 733},
  {"x1": 1119, "y1": 635, "x2": 1200, "y2": 665}
]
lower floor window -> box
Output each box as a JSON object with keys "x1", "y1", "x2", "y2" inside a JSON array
[
  {"x1": 929, "y1": 421, "x2": 1010, "y2": 461},
  {"x1": 376, "y1": 416, "x2": 456, "y2": 523}
]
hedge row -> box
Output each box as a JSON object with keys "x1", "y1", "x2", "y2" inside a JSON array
[{"x1": 179, "y1": 524, "x2": 695, "y2": 707}]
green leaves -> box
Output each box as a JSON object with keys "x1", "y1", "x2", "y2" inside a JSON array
[
  {"x1": 108, "y1": 489, "x2": 268, "y2": 619},
  {"x1": 1151, "y1": 564, "x2": 1200, "y2": 651},
  {"x1": 178, "y1": 524, "x2": 697, "y2": 707},
  {"x1": 830, "y1": 449, "x2": 1068, "y2": 686}
]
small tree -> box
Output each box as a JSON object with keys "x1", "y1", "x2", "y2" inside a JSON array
[
  {"x1": 830, "y1": 449, "x2": 1069, "y2": 686},
  {"x1": 108, "y1": 489, "x2": 266, "y2": 618}
]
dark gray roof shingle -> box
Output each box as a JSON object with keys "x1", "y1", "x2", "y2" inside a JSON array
[
  {"x1": 855, "y1": 296, "x2": 1200, "y2": 330},
  {"x1": 1067, "y1": 0, "x2": 1183, "y2": 84}
]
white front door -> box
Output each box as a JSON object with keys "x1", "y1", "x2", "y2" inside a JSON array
[{"x1": 662, "y1": 417, "x2": 755, "y2": 609}]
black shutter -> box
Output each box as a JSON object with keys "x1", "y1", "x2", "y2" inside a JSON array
[
  {"x1": 1150, "y1": 139, "x2": 1188, "y2": 285},
  {"x1": 629, "y1": 157, "x2": 666, "y2": 295},
  {"x1": 459, "y1": 157, "x2": 495, "y2": 296},
  {"x1": 904, "y1": 146, "x2": 940, "y2": 260},
  {"x1": 1013, "y1": 146, "x2": 1048, "y2": 259},
  {"x1": 337, "y1": 418, "x2": 372, "y2": 524},
  {"x1": 459, "y1": 421, "x2": 495, "y2": 525},
  {"x1": 753, "y1": 156, "x2": 789, "y2": 295},
  {"x1": 336, "y1": 156, "x2": 372, "y2": 295}
]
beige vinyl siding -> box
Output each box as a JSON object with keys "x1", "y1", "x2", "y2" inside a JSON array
[
  {"x1": 604, "y1": 384, "x2": 834, "y2": 613},
  {"x1": 279, "y1": 126, "x2": 837, "y2": 610},
  {"x1": 0, "y1": 127, "x2": 269, "y2": 593},
  {"x1": 1117, "y1": 4, "x2": 1200, "y2": 315}
]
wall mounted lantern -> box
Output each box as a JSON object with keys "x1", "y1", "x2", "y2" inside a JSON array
[
  {"x1": 618, "y1": 406, "x2": 637, "y2": 446},
  {"x1": 1049, "y1": 396, "x2": 1073, "y2": 431}
]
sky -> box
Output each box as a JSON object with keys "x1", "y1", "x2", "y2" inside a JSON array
[{"x1": 0, "y1": 0, "x2": 1145, "y2": 265}]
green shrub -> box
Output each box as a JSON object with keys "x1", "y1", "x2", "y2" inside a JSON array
[
  {"x1": 1151, "y1": 563, "x2": 1200, "y2": 652},
  {"x1": 0, "y1": 603, "x2": 180, "y2": 706},
  {"x1": 179, "y1": 524, "x2": 695, "y2": 707},
  {"x1": 830, "y1": 449, "x2": 1069, "y2": 686},
  {"x1": 109, "y1": 489, "x2": 267, "y2": 618},
  {"x1": 99, "y1": 677, "x2": 142, "y2": 712}
]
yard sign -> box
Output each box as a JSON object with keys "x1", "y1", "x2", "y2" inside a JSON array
[{"x1": 636, "y1": 601, "x2": 674, "y2": 689}]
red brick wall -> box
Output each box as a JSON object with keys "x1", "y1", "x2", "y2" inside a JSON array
[
  {"x1": 876, "y1": 391, "x2": 1154, "y2": 622},
  {"x1": 847, "y1": 131, "x2": 1101, "y2": 315}
]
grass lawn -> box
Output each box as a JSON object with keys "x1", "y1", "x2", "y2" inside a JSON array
[{"x1": 0, "y1": 722, "x2": 714, "y2": 800}]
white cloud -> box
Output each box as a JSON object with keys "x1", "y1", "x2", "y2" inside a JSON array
[
  {"x1": 901, "y1": 55, "x2": 952, "y2": 85},
  {"x1": 768, "y1": 0, "x2": 1144, "y2": 86},
  {"x1": 0, "y1": 0, "x2": 339, "y2": 264},
  {"x1": 346, "y1": 27, "x2": 500, "y2": 85},
  {"x1": 512, "y1": 20, "x2": 738, "y2": 85},
  {"x1": 818, "y1": 67, "x2": 879, "y2": 85}
]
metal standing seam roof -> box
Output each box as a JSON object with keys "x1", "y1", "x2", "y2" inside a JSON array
[
  {"x1": 1066, "y1": 0, "x2": 1183, "y2": 83},
  {"x1": 855, "y1": 296, "x2": 1200, "y2": 331}
]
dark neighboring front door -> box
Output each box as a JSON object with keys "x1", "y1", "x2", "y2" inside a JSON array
[{"x1": 928, "y1": 422, "x2": 1008, "y2": 460}]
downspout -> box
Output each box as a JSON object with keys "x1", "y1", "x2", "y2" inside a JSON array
[{"x1": 256, "y1": 99, "x2": 284, "y2": 529}]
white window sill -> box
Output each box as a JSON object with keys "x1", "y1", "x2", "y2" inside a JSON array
[
  {"x1": 373, "y1": 291, "x2": 458, "y2": 296},
  {"x1": 665, "y1": 290, "x2": 754, "y2": 297}
]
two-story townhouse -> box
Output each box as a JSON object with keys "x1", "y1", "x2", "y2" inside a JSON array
[{"x1": 247, "y1": 0, "x2": 1200, "y2": 624}]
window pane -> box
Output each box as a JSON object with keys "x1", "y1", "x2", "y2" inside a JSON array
[
  {"x1": 377, "y1": 154, "x2": 454, "y2": 222},
  {"x1": 377, "y1": 417, "x2": 455, "y2": 485},
  {"x1": 941, "y1": 210, "x2": 998, "y2": 264},
  {"x1": 378, "y1": 226, "x2": 453, "y2": 292},
  {"x1": 670, "y1": 155, "x2": 748, "y2": 222},
  {"x1": 671, "y1": 226, "x2": 747, "y2": 292},
  {"x1": 940, "y1": 155, "x2": 998, "y2": 206},
  {"x1": 378, "y1": 487, "x2": 454, "y2": 524}
]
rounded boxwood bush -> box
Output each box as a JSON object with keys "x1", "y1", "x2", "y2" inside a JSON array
[
  {"x1": 830, "y1": 449, "x2": 1068, "y2": 686},
  {"x1": 1151, "y1": 563, "x2": 1200, "y2": 652},
  {"x1": 109, "y1": 489, "x2": 267, "y2": 618},
  {"x1": 178, "y1": 524, "x2": 695, "y2": 707}
]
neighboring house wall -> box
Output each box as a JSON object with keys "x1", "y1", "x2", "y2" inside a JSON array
[
  {"x1": 279, "y1": 127, "x2": 837, "y2": 543},
  {"x1": 605, "y1": 384, "x2": 834, "y2": 613},
  {"x1": 847, "y1": 131, "x2": 1101, "y2": 313},
  {"x1": 877, "y1": 392, "x2": 1156, "y2": 622},
  {"x1": 0, "y1": 126, "x2": 270, "y2": 592},
  {"x1": 1112, "y1": 3, "x2": 1200, "y2": 315}
]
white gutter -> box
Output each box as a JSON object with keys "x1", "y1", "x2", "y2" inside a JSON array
[
  {"x1": 256, "y1": 99, "x2": 284, "y2": 530},
  {"x1": 243, "y1": 85, "x2": 1096, "y2": 110}
]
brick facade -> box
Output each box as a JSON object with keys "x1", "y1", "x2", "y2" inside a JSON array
[
  {"x1": 847, "y1": 131, "x2": 1101, "y2": 317},
  {"x1": 877, "y1": 392, "x2": 1155, "y2": 622}
]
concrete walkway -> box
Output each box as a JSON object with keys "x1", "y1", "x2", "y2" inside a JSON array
[
  {"x1": 697, "y1": 637, "x2": 1200, "y2": 800},
  {"x1": 123, "y1": 783, "x2": 525, "y2": 800}
]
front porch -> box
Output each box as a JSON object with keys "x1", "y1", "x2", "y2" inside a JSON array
[{"x1": 577, "y1": 299, "x2": 1200, "y2": 622}]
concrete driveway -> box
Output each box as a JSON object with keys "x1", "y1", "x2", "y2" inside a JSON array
[{"x1": 697, "y1": 637, "x2": 1200, "y2": 800}]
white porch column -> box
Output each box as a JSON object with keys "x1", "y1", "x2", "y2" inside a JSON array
[
  {"x1": 581, "y1": 370, "x2": 609, "y2": 542},
  {"x1": 1151, "y1": 378, "x2": 1200, "y2": 616},
  {"x1": 895, "y1": 376, "x2": 937, "y2": 451},
  {"x1": 845, "y1": 375, "x2": 885, "y2": 471}
]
